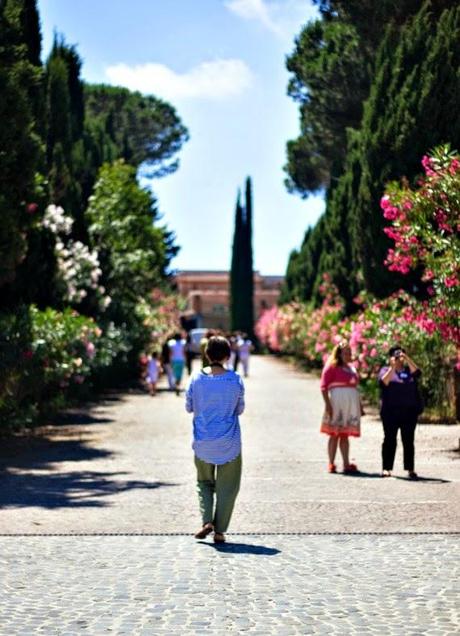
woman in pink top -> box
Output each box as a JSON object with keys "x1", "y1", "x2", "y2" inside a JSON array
[{"x1": 320, "y1": 341, "x2": 363, "y2": 474}]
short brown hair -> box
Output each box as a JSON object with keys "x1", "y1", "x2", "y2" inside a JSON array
[{"x1": 205, "y1": 336, "x2": 231, "y2": 362}]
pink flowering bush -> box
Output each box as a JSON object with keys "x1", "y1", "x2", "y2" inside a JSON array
[
  {"x1": 0, "y1": 306, "x2": 127, "y2": 428},
  {"x1": 135, "y1": 289, "x2": 185, "y2": 352},
  {"x1": 381, "y1": 145, "x2": 460, "y2": 342},
  {"x1": 256, "y1": 280, "x2": 456, "y2": 417}
]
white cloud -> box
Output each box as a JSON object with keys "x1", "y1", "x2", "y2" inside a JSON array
[
  {"x1": 225, "y1": 0, "x2": 315, "y2": 37},
  {"x1": 225, "y1": 0, "x2": 279, "y2": 33},
  {"x1": 105, "y1": 58, "x2": 253, "y2": 101}
]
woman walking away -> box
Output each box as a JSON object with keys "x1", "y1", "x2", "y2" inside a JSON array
[
  {"x1": 320, "y1": 341, "x2": 362, "y2": 474},
  {"x1": 168, "y1": 332, "x2": 186, "y2": 395},
  {"x1": 186, "y1": 336, "x2": 245, "y2": 543},
  {"x1": 379, "y1": 346, "x2": 422, "y2": 479}
]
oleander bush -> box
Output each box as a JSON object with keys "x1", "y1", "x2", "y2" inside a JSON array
[{"x1": 0, "y1": 306, "x2": 127, "y2": 430}]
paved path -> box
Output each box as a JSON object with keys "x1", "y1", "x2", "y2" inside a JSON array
[
  {"x1": 0, "y1": 356, "x2": 459, "y2": 634},
  {"x1": 0, "y1": 356, "x2": 458, "y2": 533},
  {"x1": 0, "y1": 535, "x2": 459, "y2": 634}
]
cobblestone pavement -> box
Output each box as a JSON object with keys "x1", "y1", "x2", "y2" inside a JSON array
[
  {"x1": 0, "y1": 534, "x2": 458, "y2": 635},
  {"x1": 0, "y1": 356, "x2": 458, "y2": 534}
]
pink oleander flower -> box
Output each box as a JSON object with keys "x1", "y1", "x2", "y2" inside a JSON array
[
  {"x1": 445, "y1": 275, "x2": 459, "y2": 288},
  {"x1": 383, "y1": 206, "x2": 400, "y2": 221},
  {"x1": 421, "y1": 155, "x2": 436, "y2": 176},
  {"x1": 449, "y1": 158, "x2": 460, "y2": 175}
]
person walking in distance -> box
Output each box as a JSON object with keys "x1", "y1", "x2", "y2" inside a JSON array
[
  {"x1": 186, "y1": 336, "x2": 245, "y2": 543},
  {"x1": 168, "y1": 332, "x2": 186, "y2": 395},
  {"x1": 237, "y1": 333, "x2": 253, "y2": 378},
  {"x1": 379, "y1": 346, "x2": 422, "y2": 479},
  {"x1": 161, "y1": 337, "x2": 175, "y2": 391},
  {"x1": 144, "y1": 351, "x2": 160, "y2": 396},
  {"x1": 320, "y1": 341, "x2": 363, "y2": 474}
]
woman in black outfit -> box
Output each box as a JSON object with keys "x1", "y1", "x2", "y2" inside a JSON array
[{"x1": 379, "y1": 346, "x2": 422, "y2": 479}]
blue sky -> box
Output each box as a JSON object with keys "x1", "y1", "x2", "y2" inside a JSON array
[{"x1": 38, "y1": 0, "x2": 324, "y2": 275}]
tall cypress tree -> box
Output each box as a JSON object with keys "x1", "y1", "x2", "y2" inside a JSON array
[
  {"x1": 45, "y1": 36, "x2": 85, "y2": 237},
  {"x1": 230, "y1": 190, "x2": 245, "y2": 331},
  {"x1": 0, "y1": 0, "x2": 43, "y2": 297},
  {"x1": 230, "y1": 178, "x2": 255, "y2": 335},
  {"x1": 242, "y1": 177, "x2": 254, "y2": 336}
]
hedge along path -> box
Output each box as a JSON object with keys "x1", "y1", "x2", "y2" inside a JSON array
[{"x1": 0, "y1": 355, "x2": 458, "y2": 534}]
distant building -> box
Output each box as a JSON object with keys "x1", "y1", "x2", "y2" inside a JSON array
[{"x1": 175, "y1": 270, "x2": 284, "y2": 331}]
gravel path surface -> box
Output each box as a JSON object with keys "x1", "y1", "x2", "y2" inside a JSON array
[{"x1": 0, "y1": 355, "x2": 458, "y2": 534}]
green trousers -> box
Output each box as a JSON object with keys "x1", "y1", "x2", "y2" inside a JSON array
[{"x1": 194, "y1": 454, "x2": 242, "y2": 533}]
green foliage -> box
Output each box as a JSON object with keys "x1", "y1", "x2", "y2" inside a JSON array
[
  {"x1": 84, "y1": 84, "x2": 189, "y2": 178},
  {"x1": 230, "y1": 178, "x2": 255, "y2": 335},
  {"x1": 86, "y1": 161, "x2": 177, "y2": 322},
  {"x1": 0, "y1": 0, "x2": 43, "y2": 292},
  {"x1": 230, "y1": 191, "x2": 244, "y2": 331},
  {"x1": 285, "y1": 18, "x2": 368, "y2": 194},
  {"x1": 350, "y1": 2, "x2": 460, "y2": 296},
  {"x1": 45, "y1": 36, "x2": 85, "y2": 236},
  {"x1": 285, "y1": 1, "x2": 460, "y2": 305},
  {"x1": 0, "y1": 306, "x2": 127, "y2": 429}
]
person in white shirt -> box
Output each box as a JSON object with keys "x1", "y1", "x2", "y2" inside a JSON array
[
  {"x1": 237, "y1": 333, "x2": 253, "y2": 378},
  {"x1": 145, "y1": 352, "x2": 160, "y2": 396},
  {"x1": 168, "y1": 332, "x2": 186, "y2": 395}
]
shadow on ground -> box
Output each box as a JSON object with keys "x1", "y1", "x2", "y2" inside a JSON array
[
  {"x1": 0, "y1": 435, "x2": 178, "y2": 509},
  {"x1": 394, "y1": 475, "x2": 451, "y2": 483},
  {"x1": 0, "y1": 469, "x2": 177, "y2": 509},
  {"x1": 198, "y1": 541, "x2": 280, "y2": 555}
]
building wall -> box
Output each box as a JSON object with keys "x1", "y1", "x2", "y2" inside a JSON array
[{"x1": 175, "y1": 270, "x2": 283, "y2": 331}]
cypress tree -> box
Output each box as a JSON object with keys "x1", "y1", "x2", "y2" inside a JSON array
[
  {"x1": 349, "y1": 2, "x2": 460, "y2": 297},
  {"x1": 230, "y1": 191, "x2": 244, "y2": 331},
  {"x1": 0, "y1": 0, "x2": 43, "y2": 297},
  {"x1": 45, "y1": 36, "x2": 85, "y2": 236},
  {"x1": 242, "y1": 177, "x2": 254, "y2": 336}
]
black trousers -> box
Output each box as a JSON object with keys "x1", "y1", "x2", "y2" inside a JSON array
[{"x1": 381, "y1": 408, "x2": 418, "y2": 471}]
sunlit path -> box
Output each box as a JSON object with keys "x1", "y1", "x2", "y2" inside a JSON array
[{"x1": 0, "y1": 356, "x2": 458, "y2": 534}]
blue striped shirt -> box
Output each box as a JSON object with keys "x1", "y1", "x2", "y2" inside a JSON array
[{"x1": 185, "y1": 369, "x2": 245, "y2": 465}]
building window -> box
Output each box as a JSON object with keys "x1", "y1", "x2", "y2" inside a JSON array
[{"x1": 212, "y1": 304, "x2": 226, "y2": 315}]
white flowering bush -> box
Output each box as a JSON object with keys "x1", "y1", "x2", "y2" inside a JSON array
[{"x1": 44, "y1": 205, "x2": 111, "y2": 310}]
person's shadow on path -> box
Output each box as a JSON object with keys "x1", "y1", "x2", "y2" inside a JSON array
[
  {"x1": 198, "y1": 541, "x2": 280, "y2": 555},
  {"x1": 394, "y1": 475, "x2": 450, "y2": 483},
  {"x1": 339, "y1": 471, "x2": 382, "y2": 478}
]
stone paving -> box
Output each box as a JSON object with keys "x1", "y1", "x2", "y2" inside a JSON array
[
  {"x1": 0, "y1": 355, "x2": 459, "y2": 634},
  {"x1": 1, "y1": 534, "x2": 459, "y2": 635}
]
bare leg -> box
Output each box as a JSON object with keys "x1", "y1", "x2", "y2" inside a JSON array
[
  {"x1": 339, "y1": 436, "x2": 350, "y2": 468},
  {"x1": 328, "y1": 436, "x2": 339, "y2": 464}
]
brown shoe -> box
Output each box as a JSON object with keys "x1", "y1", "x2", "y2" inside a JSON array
[
  {"x1": 194, "y1": 523, "x2": 213, "y2": 539},
  {"x1": 214, "y1": 532, "x2": 226, "y2": 543}
]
